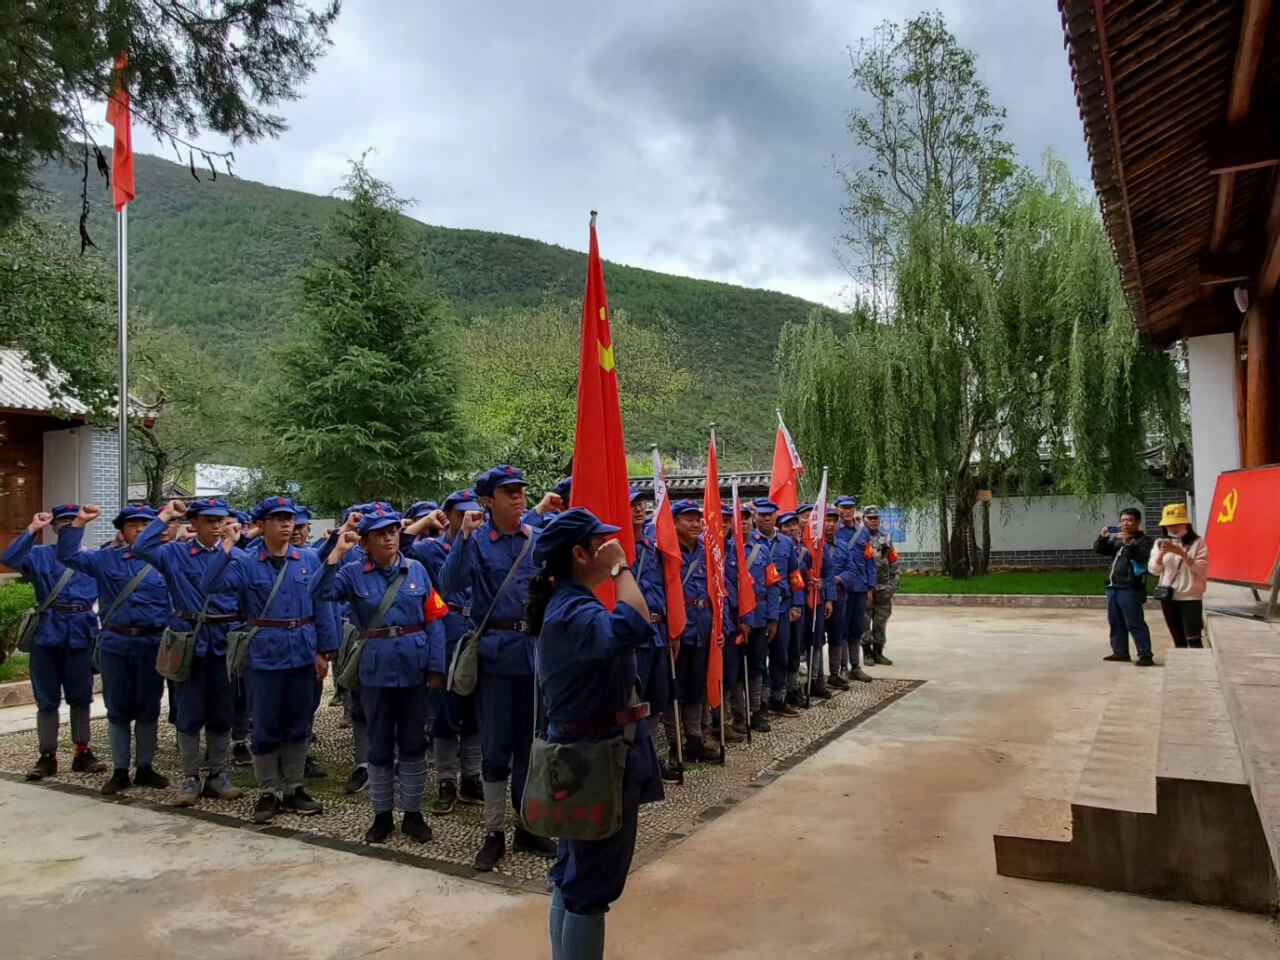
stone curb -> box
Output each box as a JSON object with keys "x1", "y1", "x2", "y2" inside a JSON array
[
  {"x1": 896, "y1": 594, "x2": 1152, "y2": 609},
  {"x1": 0, "y1": 675, "x2": 103, "y2": 708}
]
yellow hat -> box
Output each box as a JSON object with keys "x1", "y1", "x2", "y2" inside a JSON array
[{"x1": 1160, "y1": 503, "x2": 1190, "y2": 527}]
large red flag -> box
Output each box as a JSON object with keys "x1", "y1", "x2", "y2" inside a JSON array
[
  {"x1": 651, "y1": 449, "x2": 687, "y2": 640},
  {"x1": 803, "y1": 468, "x2": 829, "y2": 608},
  {"x1": 703, "y1": 433, "x2": 726, "y2": 708},
  {"x1": 106, "y1": 56, "x2": 135, "y2": 212},
  {"x1": 769, "y1": 411, "x2": 804, "y2": 513},
  {"x1": 572, "y1": 213, "x2": 634, "y2": 605},
  {"x1": 731, "y1": 479, "x2": 756, "y2": 625}
]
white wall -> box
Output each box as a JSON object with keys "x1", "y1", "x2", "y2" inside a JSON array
[
  {"x1": 42, "y1": 426, "x2": 90, "y2": 508},
  {"x1": 1187, "y1": 333, "x2": 1242, "y2": 528},
  {"x1": 895, "y1": 494, "x2": 1137, "y2": 554}
]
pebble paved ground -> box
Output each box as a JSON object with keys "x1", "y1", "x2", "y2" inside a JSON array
[{"x1": 0, "y1": 673, "x2": 910, "y2": 886}]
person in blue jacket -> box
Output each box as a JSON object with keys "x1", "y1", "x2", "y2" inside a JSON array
[
  {"x1": 718, "y1": 504, "x2": 749, "y2": 744},
  {"x1": 314, "y1": 504, "x2": 447, "y2": 844},
  {"x1": 796, "y1": 509, "x2": 840, "y2": 701},
  {"x1": 441, "y1": 465, "x2": 559, "y2": 871},
  {"x1": 58, "y1": 504, "x2": 171, "y2": 795},
  {"x1": 528, "y1": 507, "x2": 661, "y2": 960},
  {"x1": 404, "y1": 488, "x2": 484, "y2": 815},
  {"x1": 777, "y1": 510, "x2": 810, "y2": 712},
  {"x1": 134, "y1": 497, "x2": 247, "y2": 804},
  {"x1": 741, "y1": 502, "x2": 783, "y2": 733},
  {"x1": 202, "y1": 496, "x2": 337, "y2": 823},
  {"x1": 629, "y1": 489, "x2": 676, "y2": 778},
  {"x1": 834, "y1": 498, "x2": 875, "y2": 684},
  {"x1": 661, "y1": 500, "x2": 719, "y2": 764},
  {"x1": 3, "y1": 505, "x2": 106, "y2": 781}
]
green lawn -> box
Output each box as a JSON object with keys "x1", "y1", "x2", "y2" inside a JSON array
[
  {"x1": 898, "y1": 569, "x2": 1107, "y2": 595},
  {"x1": 0, "y1": 653, "x2": 30, "y2": 683}
]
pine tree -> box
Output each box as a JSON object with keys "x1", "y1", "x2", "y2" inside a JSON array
[{"x1": 256, "y1": 160, "x2": 463, "y2": 511}]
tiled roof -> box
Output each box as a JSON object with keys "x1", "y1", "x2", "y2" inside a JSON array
[{"x1": 0, "y1": 349, "x2": 88, "y2": 415}]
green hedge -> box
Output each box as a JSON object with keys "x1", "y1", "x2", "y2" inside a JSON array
[{"x1": 0, "y1": 580, "x2": 35, "y2": 661}]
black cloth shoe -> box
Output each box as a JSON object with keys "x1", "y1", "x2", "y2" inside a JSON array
[
  {"x1": 660, "y1": 760, "x2": 683, "y2": 782},
  {"x1": 283, "y1": 786, "x2": 323, "y2": 816},
  {"x1": 851, "y1": 666, "x2": 873, "y2": 683},
  {"x1": 750, "y1": 713, "x2": 772, "y2": 733},
  {"x1": 459, "y1": 775, "x2": 484, "y2": 805},
  {"x1": 364, "y1": 811, "x2": 394, "y2": 844},
  {"x1": 871, "y1": 646, "x2": 894, "y2": 666},
  {"x1": 1102, "y1": 653, "x2": 1132, "y2": 662},
  {"x1": 810, "y1": 679, "x2": 833, "y2": 700},
  {"x1": 514, "y1": 826, "x2": 557, "y2": 858},
  {"x1": 71, "y1": 748, "x2": 107, "y2": 774},
  {"x1": 253, "y1": 792, "x2": 281, "y2": 824},
  {"x1": 402, "y1": 810, "x2": 432, "y2": 843},
  {"x1": 432, "y1": 779, "x2": 458, "y2": 815},
  {"x1": 684, "y1": 738, "x2": 720, "y2": 763},
  {"x1": 303, "y1": 755, "x2": 326, "y2": 780},
  {"x1": 1135, "y1": 656, "x2": 1157, "y2": 667},
  {"x1": 785, "y1": 690, "x2": 807, "y2": 710},
  {"x1": 474, "y1": 830, "x2": 506, "y2": 872},
  {"x1": 231, "y1": 742, "x2": 253, "y2": 766},
  {"x1": 344, "y1": 765, "x2": 369, "y2": 794},
  {"x1": 132, "y1": 765, "x2": 169, "y2": 789},
  {"x1": 769, "y1": 699, "x2": 801, "y2": 717},
  {"x1": 101, "y1": 768, "x2": 131, "y2": 795},
  {"x1": 27, "y1": 752, "x2": 57, "y2": 781},
  {"x1": 827, "y1": 674, "x2": 851, "y2": 691}
]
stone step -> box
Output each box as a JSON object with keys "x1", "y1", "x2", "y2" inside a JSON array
[
  {"x1": 1072, "y1": 667, "x2": 1163, "y2": 814},
  {"x1": 1158, "y1": 648, "x2": 1247, "y2": 786}
]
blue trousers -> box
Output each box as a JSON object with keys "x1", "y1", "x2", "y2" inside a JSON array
[
  {"x1": 634, "y1": 645, "x2": 670, "y2": 718},
  {"x1": 549, "y1": 746, "x2": 645, "y2": 916},
  {"x1": 475, "y1": 671, "x2": 534, "y2": 806},
  {"x1": 430, "y1": 685, "x2": 477, "y2": 738},
  {"x1": 748, "y1": 626, "x2": 770, "y2": 678},
  {"x1": 1107, "y1": 587, "x2": 1152, "y2": 660},
  {"x1": 844, "y1": 590, "x2": 868, "y2": 650},
  {"x1": 173, "y1": 653, "x2": 235, "y2": 735},
  {"x1": 768, "y1": 617, "x2": 790, "y2": 694},
  {"x1": 361, "y1": 684, "x2": 428, "y2": 767},
  {"x1": 247, "y1": 664, "x2": 316, "y2": 754},
  {"x1": 29, "y1": 644, "x2": 94, "y2": 713},
  {"x1": 98, "y1": 647, "x2": 164, "y2": 725}
]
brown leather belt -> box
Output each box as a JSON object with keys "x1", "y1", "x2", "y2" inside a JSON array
[
  {"x1": 552, "y1": 702, "x2": 651, "y2": 738},
  {"x1": 363, "y1": 625, "x2": 424, "y2": 639},
  {"x1": 104, "y1": 624, "x2": 164, "y2": 637},
  {"x1": 683, "y1": 597, "x2": 709, "y2": 609},
  {"x1": 649, "y1": 613, "x2": 665, "y2": 624},
  {"x1": 446, "y1": 603, "x2": 469, "y2": 616},
  {"x1": 251, "y1": 617, "x2": 314, "y2": 629},
  {"x1": 52, "y1": 604, "x2": 93, "y2": 613},
  {"x1": 177, "y1": 612, "x2": 240, "y2": 624},
  {"x1": 484, "y1": 620, "x2": 528, "y2": 634}
]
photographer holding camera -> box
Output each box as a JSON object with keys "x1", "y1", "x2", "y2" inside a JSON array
[{"x1": 1147, "y1": 504, "x2": 1208, "y2": 649}]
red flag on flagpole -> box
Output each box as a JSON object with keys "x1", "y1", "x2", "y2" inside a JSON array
[
  {"x1": 769, "y1": 410, "x2": 804, "y2": 513},
  {"x1": 572, "y1": 213, "x2": 634, "y2": 604},
  {"x1": 106, "y1": 55, "x2": 135, "y2": 211},
  {"x1": 803, "y1": 468, "x2": 829, "y2": 608},
  {"x1": 651, "y1": 449, "x2": 687, "y2": 640},
  {"x1": 703, "y1": 431, "x2": 726, "y2": 708},
  {"x1": 731, "y1": 479, "x2": 756, "y2": 625}
]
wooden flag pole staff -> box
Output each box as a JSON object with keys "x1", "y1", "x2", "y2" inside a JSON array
[{"x1": 711, "y1": 423, "x2": 726, "y2": 765}]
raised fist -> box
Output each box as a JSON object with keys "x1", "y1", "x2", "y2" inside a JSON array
[
  {"x1": 343, "y1": 512, "x2": 363, "y2": 533},
  {"x1": 77, "y1": 504, "x2": 102, "y2": 525},
  {"x1": 461, "y1": 510, "x2": 485, "y2": 535},
  {"x1": 595, "y1": 538, "x2": 627, "y2": 571},
  {"x1": 162, "y1": 499, "x2": 188, "y2": 521},
  {"x1": 336, "y1": 530, "x2": 359, "y2": 552},
  {"x1": 28, "y1": 512, "x2": 53, "y2": 533}
]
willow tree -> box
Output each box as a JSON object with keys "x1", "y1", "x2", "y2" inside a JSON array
[{"x1": 779, "y1": 163, "x2": 1184, "y2": 578}]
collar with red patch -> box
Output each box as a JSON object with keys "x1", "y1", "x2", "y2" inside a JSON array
[
  {"x1": 258, "y1": 548, "x2": 301, "y2": 562},
  {"x1": 488, "y1": 523, "x2": 532, "y2": 542}
]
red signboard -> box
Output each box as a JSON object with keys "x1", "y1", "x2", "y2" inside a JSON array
[{"x1": 1205, "y1": 465, "x2": 1280, "y2": 588}]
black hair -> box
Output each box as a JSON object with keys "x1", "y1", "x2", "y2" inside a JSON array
[
  {"x1": 1161, "y1": 525, "x2": 1200, "y2": 545},
  {"x1": 1120, "y1": 507, "x2": 1142, "y2": 524},
  {"x1": 524, "y1": 550, "x2": 575, "y2": 636}
]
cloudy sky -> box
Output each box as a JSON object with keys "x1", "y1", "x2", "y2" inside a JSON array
[{"x1": 136, "y1": 0, "x2": 1089, "y2": 308}]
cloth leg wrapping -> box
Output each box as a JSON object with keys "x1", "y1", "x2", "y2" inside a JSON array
[
  {"x1": 460, "y1": 730, "x2": 482, "y2": 779},
  {"x1": 252, "y1": 751, "x2": 281, "y2": 792},
  {"x1": 177, "y1": 730, "x2": 202, "y2": 778},
  {"x1": 69, "y1": 702, "x2": 91, "y2": 745},
  {"x1": 748, "y1": 674, "x2": 763, "y2": 712},
  {"x1": 561, "y1": 912, "x2": 607, "y2": 960},
  {"x1": 367, "y1": 763, "x2": 395, "y2": 814},
  {"x1": 134, "y1": 721, "x2": 159, "y2": 768},
  {"x1": 483, "y1": 778, "x2": 507, "y2": 832},
  {"x1": 206, "y1": 730, "x2": 230, "y2": 776},
  {"x1": 434, "y1": 734, "x2": 460, "y2": 784},
  {"x1": 549, "y1": 885, "x2": 567, "y2": 960},
  {"x1": 108, "y1": 721, "x2": 132, "y2": 771},
  {"x1": 279, "y1": 739, "x2": 308, "y2": 791},
  {"x1": 353, "y1": 720, "x2": 369, "y2": 767},
  {"x1": 398, "y1": 758, "x2": 428, "y2": 813},
  {"x1": 36, "y1": 709, "x2": 59, "y2": 754}
]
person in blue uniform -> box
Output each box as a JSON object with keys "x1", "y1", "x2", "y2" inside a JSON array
[
  {"x1": 752, "y1": 500, "x2": 800, "y2": 719},
  {"x1": 742, "y1": 502, "x2": 782, "y2": 732},
  {"x1": 797, "y1": 509, "x2": 840, "y2": 701},
  {"x1": 134, "y1": 497, "x2": 246, "y2": 804},
  {"x1": 776, "y1": 510, "x2": 809, "y2": 712},
  {"x1": 314, "y1": 504, "x2": 447, "y2": 843},
  {"x1": 628, "y1": 489, "x2": 674, "y2": 776},
  {"x1": 833, "y1": 496, "x2": 875, "y2": 684},
  {"x1": 441, "y1": 465, "x2": 559, "y2": 870},
  {"x1": 202, "y1": 496, "x2": 337, "y2": 823},
  {"x1": 528, "y1": 508, "x2": 661, "y2": 960},
  {"x1": 57, "y1": 504, "x2": 171, "y2": 795},
  {"x1": 3, "y1": 506, "x2": 107, "y2": 780},
  {"x1": 717, "y1": 504, "x2": 748, "y2": 744},
  {"x1": 660, "y1": 500, "x2": 718, "y2": 763},
  {"x1": 404, "y1": 488, "x2": 485, "y2": 815}
]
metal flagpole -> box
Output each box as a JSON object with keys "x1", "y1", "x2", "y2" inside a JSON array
[{"x1": 117, "y1": 205, "x2": 129, "y2": 509}]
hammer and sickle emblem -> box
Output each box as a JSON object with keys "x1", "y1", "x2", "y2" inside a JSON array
[{"x1": 1217, "y1": 488, "x2": 1239, "y2": 524}]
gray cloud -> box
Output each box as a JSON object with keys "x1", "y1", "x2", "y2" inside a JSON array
[{"x1": 134, "y1": 0, "x2": 1088, "y2": 308}]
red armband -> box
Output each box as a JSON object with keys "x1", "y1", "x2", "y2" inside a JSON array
[
  {"x1": 788, "y1": 570, "x2": 805, "y2": 592},
  {"x1": 888, "y1": 547, "x2": 899, "y2": 563},
  {"x1": 424, "y1": 590, "x2": 449, "y2": 622},
  {"x1": 764, "y1": 563, "x2": 782, "y2": 587}
]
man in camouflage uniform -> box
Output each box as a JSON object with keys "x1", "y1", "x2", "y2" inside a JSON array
[{"x1": 861, "y1": 506, "x2": 900, "y2": 666}]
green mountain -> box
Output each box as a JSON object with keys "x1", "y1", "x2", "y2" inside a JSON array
[{"x1": 34, "y1": 152, "x2": 829, "y2": 466}]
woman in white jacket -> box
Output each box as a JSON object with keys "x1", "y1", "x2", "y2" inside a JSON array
[{"x1": 1148, "y1": 503, "x2": 1209, "y2": 648}]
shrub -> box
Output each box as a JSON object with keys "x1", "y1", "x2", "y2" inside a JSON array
[{"x1": 0, "y1": 580, "x2": 35, "y2": 662}]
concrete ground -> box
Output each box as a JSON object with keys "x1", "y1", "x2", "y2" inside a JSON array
[{"x1": 1, "y1": 607, "x2": 1276, "y2": 960}]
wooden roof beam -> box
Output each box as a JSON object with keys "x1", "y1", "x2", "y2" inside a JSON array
[
  {"x1": 1210, "y1": 0, "x2": 1274, "y2": 252},
  {"x1": 1208, "y1": 114, "x2": 1280, "y2": 173}
]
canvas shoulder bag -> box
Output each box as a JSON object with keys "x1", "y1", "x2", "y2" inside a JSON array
[
  {"x1": 335, "y1": 570, "x2": 407, "y2": 691},
  {"x1": 522, "y1": 658, "x2": 638, "y2": 842},
  {"x1": 156, "y1": 592, "x2": 211, "y2": 683},
  {"x1": 93, "y1": 562, "x2": 154, "y2": 672},
  {"x1": 16, "y1": 568, "x2": 75, "y2": 654},
  {"x1": 225, "y1": 559, "x2": 290, "y2": 680},
  {"x1": 447, "y1": 534, "x2": 533, "y2": 696}
]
